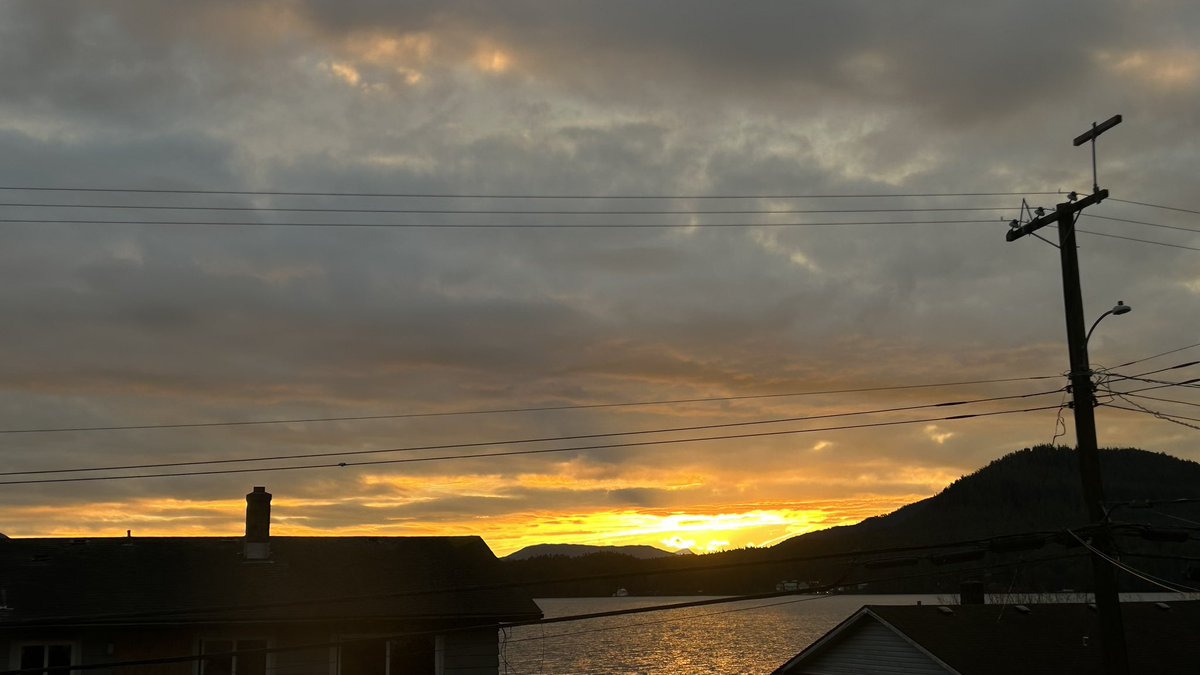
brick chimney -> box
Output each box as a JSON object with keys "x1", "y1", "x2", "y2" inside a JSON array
[{"x1": 244, "y1": 486, "x2": 272, "y2": 561}]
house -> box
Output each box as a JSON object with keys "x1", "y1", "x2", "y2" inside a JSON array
[
  {"x1": 0, "y1": 487, "x2": 541, "y2": 675},
  {"x1": 773, "y1": 600, "x2": 1200, "y2": 674}
]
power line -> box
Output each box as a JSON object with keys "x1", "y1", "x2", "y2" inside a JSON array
[
  {"x1": 1110, "y1": 197, "x2": 1200, "y2": 217},
  {"x1": 0, "y1": 390, "x2": 1061, "y2": 477},
  {"x1": 1067, "y1": 530, "x2": 1200, "y2": 593},
  {"x1": 0, "y1": 186, "x2": 1069, "y2": 199},
  {"x1": 1103, "y1": 402, "x2": 1200, "y2": 431},
  {"x1": 1111, "y1": 342, "x2": 1200, "y2": 369},
  {"x1": 0, "y1": 404, "x2": 1063, "y2": 486},
  {"x1": 0, "y1": 201, "x2": 1019, "y2": 215},
  {"x1": 500, "y1": 593, "x2": 832, "y2": 646},
  {"x1": 0, "y1": 374, "x2": 1061, "y2": 435},
  {"x1": 1134, "y1": 509, "x2": 1200, "y2": 529},
  {"x1": 1070, "y1": 226, "x2": 1200, "y2": 252},
  {"x1": 1118, "y1": 392, "x2": 1200, "y2": 409},
  {"x1": 0, "y1": 216, "x2": 1002, "y2": 229},
  {"x1": 10, "y1": 217, "x2": 1193, "y2": 241},
  {"x1": 1083, "y1": 213, "x2": 1200, "y2": 235},
  {"x1": 1101, "y1": 379, "x2": 1200, "y2": 399},
  {"x1": 1123, "y1": 550, "x2": 1200, "y2": 563},
  {"x1": 1104, "y1": 361, "x2": 1200, "y2": 385},
  {"x1": 1108, "y1": 497, "x2": 1200, "y2": 509},
  {"x1": 1108, "y1": 376, "x2": 1200, "y2": 390},
  {"x1": 1108, "y1": 395, "x2": 1200, "y2": 423}
]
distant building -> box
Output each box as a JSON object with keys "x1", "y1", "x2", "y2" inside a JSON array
[
  {"x1": 773, "y1": 580, "x2": 818, "y2": 592},
  {"x1": 0, "y1": 487, "x2": 540, "y2": 675},
  {"x1": 772, "y1": 601, "x2": 1200, "y2": 674}
]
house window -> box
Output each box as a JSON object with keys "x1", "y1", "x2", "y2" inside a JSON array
[
  {"x1": 18, "y1": 644, "x2": 72, "y2": 675},
  {"x1": 338, "y1": 637, "x2": 434, "y2": 675},
  {"x1": 200, "y1": 639, "x2": 267, "y2": 675}
]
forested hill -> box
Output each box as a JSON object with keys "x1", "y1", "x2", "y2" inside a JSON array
[
  {"x1": 505, "y1": 543, "x2": 679, "y2": 561},
  {"x1": 782, "y1": 445, "x2": 1200, "y2": 551},
  {"x1": 502, "y1": 446, "x2": 1200, "y2": 596}
]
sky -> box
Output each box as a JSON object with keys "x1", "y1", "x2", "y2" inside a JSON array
[{"x1": 1, "y1": 1, "x2": 1198, "y2": 557}]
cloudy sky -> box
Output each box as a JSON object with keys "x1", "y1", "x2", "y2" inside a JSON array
[{"x1": 1, "y1": 1, "x2": 1198, "y2": 556}]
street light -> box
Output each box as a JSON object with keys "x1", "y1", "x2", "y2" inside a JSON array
[
  {"x1": 1075, "y1": 297, "x2": 1133, "y2": 675},
  {"x1": 1086, "y1": 301, "x2": 1132, "y2": 345}
]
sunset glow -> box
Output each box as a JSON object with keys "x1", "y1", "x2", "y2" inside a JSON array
[{"x1": 1, "y1": 494, "x2": 925, "y2": 557}]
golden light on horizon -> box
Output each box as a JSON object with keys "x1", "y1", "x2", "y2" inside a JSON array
[{"x1": 0, "y1": 492, "x2": 927, "y2": 558}]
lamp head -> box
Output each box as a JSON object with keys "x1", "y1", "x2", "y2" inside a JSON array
[{"x1": 1111, "y1": 301, "x2": 1131, "y2": 316}]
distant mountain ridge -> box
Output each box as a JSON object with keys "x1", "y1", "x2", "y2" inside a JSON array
[
  {"x1": 501, "y1": 446, "x2": 1200, "y2": 596},
  {"x1": 504, "y1": 543, "x2": 684, "y2": 561}
]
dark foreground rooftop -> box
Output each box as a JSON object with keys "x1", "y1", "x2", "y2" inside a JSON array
[
  {"x1": 0, "y1": 536, "x2": 541, "y2": 626},
  {"x1": 776, "y1": 600, "x2": 1200, "y2": 675}
]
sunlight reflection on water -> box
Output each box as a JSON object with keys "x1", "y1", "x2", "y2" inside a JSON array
[{"x1": 500, "y1": 594, "x2": 941, "y2": 674}]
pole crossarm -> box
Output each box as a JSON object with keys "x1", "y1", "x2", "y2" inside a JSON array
[
  {"x1": 1074, "y1": 115, "x2": 1123, "y2": 147},
  {"x1": 1006, "y1": 189, "x2": 1109, "y2": 242}
]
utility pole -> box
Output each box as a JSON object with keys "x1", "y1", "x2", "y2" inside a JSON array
[{"x1": 1005, "y1": 114, "x2": 1128, "y2": 675}]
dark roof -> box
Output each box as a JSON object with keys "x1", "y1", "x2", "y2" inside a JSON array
[
  {"x1": 777, "y1": 601, "x2": 1200, "y2": 675},
  {"x1": 0, "y1": 536, "x2": 541, "y2": 627}
]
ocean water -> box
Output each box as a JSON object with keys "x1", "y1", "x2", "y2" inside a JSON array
[
  {"x1": 499, "y1": 593, "x2": 1193, "y2": 674},
  {"x1": 499, "y1": 594, "x2": 941, "y2": 674}
]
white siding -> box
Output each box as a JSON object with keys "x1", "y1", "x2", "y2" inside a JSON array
[{"x1": 791, "y1": 620, "x2": 950, "y2": 675}]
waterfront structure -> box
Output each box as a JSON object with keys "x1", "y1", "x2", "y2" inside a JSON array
[
  {"x1": 773, "y1": 601, "x2": 1200, "y2": 674},
  {"x1": 0, "y1": 487, "x2": 540, "y2": 675}
]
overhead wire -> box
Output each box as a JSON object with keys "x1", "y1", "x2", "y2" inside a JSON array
[
  {"x1": 0, "y1": 201, "x2": 1020, "y2": 215},
  {"x1": 1100, "y1": 379, "x2": 1200, "y2": 398},
  {"x1": 0, "y1": 387, "x2": 1063, "y2": 476},
  {"x1": 1096, "y1": 364, "x2": 1200, "y2": 426},
  {"x1": 1066, "y1": 530, "x2": 1200, "y2": 593},
  {"x1": 0, "y1": 404, "x2": 1065, "y2": 485},
  {"x1": 1069, "y1": 227, "x2": 1200, "y2": 252},
  {"x1": 1108, "y1": 496, "x2": 1200, "y2": 509},
  {"x1": 1103, "y1": 360, "x2": 1200, "y2": 385},
  {"x1": 0, "y1": 216, "x2": 1003, "y2": 229},
  {"x1": 1102, "y1": 401, "x2": 1200, "y2": 431},
  {"x1": 0, "y1": 401, "x2": 1070, "y2": 480},
  {"x1": 1109, "y1": 197, "x2": 1200, "y2": 216},
  {"x1": 0, "y1": 186, "x2": 1070, "y2": 199},
  {"x1": 1117, "y1": 393, "x2": 1200, "y2": 409},
  {"x1": 1083, "y1": 213, "x2": 1200, "y2": 235},
  {"x1": 1111, "y1": 342, "x2": 1200, "y2": 369},
  {"x1": 0, "y1": 373, "x2": 1063, "y2": 435},
  {"x1": 1107, "y1": 376, "x2": 1200, "y2": 391},
  {"x1": 499, "y1": 593, "x2": 833, "y2": 647},
  {"x1": 1137, "y1": 509, "x2": 1200, "y2": 529}
]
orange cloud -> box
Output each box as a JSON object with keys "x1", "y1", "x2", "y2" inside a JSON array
[{"x1": 1097, "y1": 49, "x2": 1200, "y2": 88}]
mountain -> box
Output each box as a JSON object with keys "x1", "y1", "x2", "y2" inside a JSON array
[
  {"x1": 778, "y1": 445, "x2": 1200, "y2": 552},
  {"x1": 502, "y1": 446, "x2": 1200, "y2": 596},
  {"x1": 504, "y1": 543, "x2": 678, "y2": 561}
]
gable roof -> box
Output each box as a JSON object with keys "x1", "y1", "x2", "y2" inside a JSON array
[
  {"x1": 0, "y1": 536, "x2": 541, "y2": 627},
  {"x1": 776, "y1": 601, "x2": 1200, "y2": 675}
]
